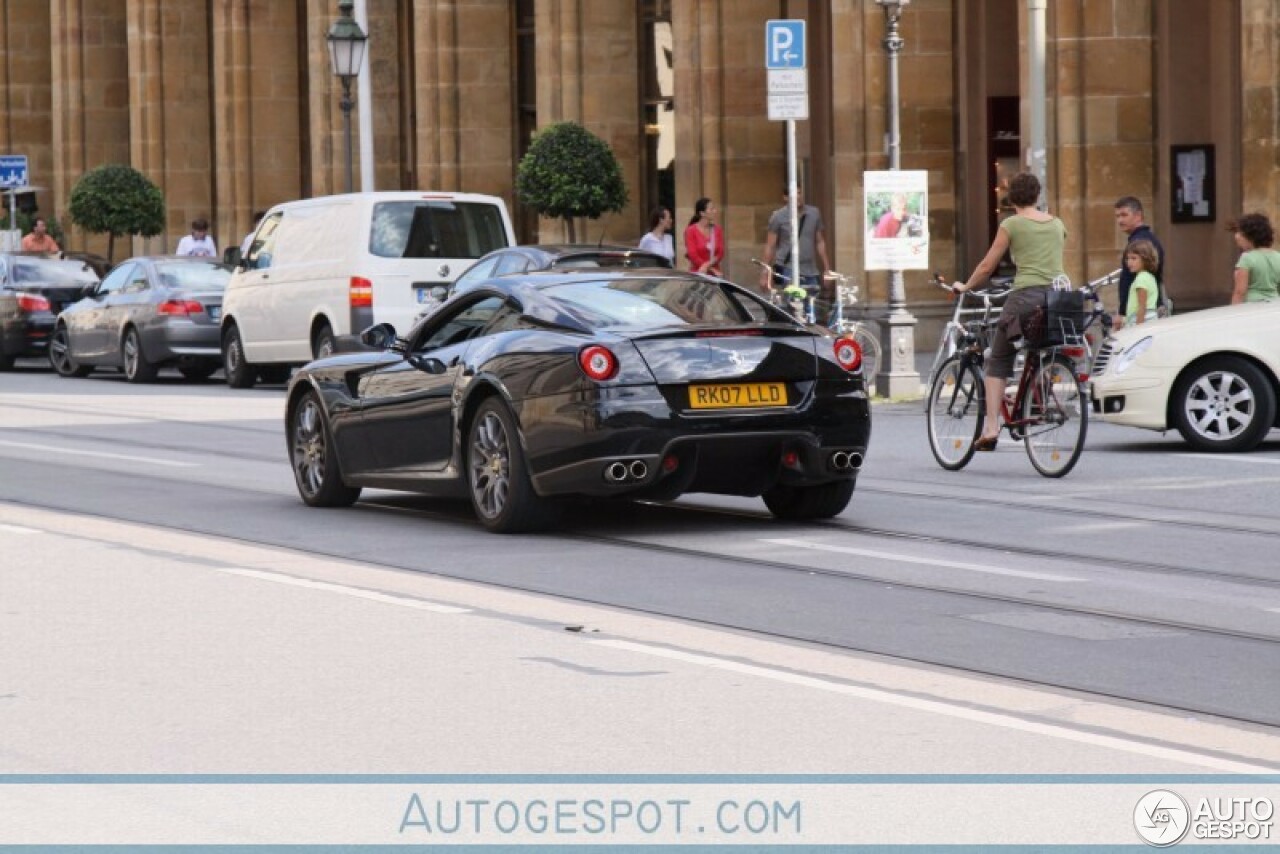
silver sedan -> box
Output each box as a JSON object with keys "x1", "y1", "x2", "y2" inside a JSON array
[{"x1": 50, "y1": 256, "x2": 230, "y2": 382}]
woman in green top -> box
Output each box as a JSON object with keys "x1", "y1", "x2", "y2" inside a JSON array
[
  {"x1": 1230, "y1": 213, "x2": 1280, "y2": 304},
  {"x1": 953, "y1": 172, "x2": 1067, "y2": 450},
  {"x1": 1123, "y1": 239, "x2": 1160, "y2": 325}
]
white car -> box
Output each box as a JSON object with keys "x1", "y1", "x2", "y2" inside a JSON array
[{"x1": 1090, "y1": 301, "x2": 1280, "y2": 452}]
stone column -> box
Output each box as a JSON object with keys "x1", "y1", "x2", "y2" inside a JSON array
[
  {"x1": 211, "y1": 0, "x2": 304, "y2": 245},
  {"x1": 49, "y1": 0, "x2": 129, "y2": 256},
  {"x1": 671, "y1": 0, "x2": 780, "y2": 277},
  {"x1": 1049, "y1": 1, "x2": 1156, "y2": 285},
  {"x1": 535, "y1": 0, "x2": 640, "y2": 243},
  {"x1": 0, "y1": 1, "x2": 54, "y2": 228},
  {"x1": 1241, "y1": 0, "x2": 1280, "y2": 215},
  {"x1": 127, "y1": 0, "x2": 215, "y2": 255}
]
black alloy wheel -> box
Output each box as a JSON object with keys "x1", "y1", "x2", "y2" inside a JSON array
[
  {"x1": 467, "y1": 397, "x2": 560, "y2": 533},
  {"x1": 289, "y1": 391, "x2": 361, "y2": 507},
  {"x1": 122, "y1": 327, "x2": 158, "y2": 383}
]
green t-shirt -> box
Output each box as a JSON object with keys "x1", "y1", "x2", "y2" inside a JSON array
[
  {"x1": 1125, "y1": 270, "x2": 1159, "y2": 323},
  {"x1": 1236, "y1": 249, "x2": 1280, "y2": 302},
  {"x1": 1000, "y1": 215, "x2": 1068, "y2": 288}
]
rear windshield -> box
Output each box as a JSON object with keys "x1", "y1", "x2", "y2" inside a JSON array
[
  {"x1": 10, "y1": 259, "x2": 99, "y2": 287},
  {"x1": 154, "y1": 260, "x2": 232, "y2": 291},
  {"x1": 369, "y1": 201, "x2": 508, "y2": 260},
  {"x1": 545, "y1": 278, "x2": 775, "y2": 329},
  {"x1": 553, "y1": 253, "x2": 672, "y2": 270}
]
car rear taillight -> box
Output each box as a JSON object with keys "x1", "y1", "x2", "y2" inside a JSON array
[
  {"x1": 157, "y1": 300, "x2": 205, "y2": 316},
  {"x1": 16, "y1": 294, "x2": 50, "y2": 313},
  {"x1": 834, "y1": 336, "x2": 862, "y2": 372},
  {"x1": 578, "y1": 345, "x2": 619, "y2": 381},
  {"x1": 349, "y1": 276, "x2": 373, "y2": 308}
]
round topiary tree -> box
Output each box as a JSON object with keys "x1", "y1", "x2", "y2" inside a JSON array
[
  {"x1": 516, "y1": 122, "x2": 628, "y2": 242},
  {"x1": 67, "y1": 163, "x2": 166, "y2": 262}
]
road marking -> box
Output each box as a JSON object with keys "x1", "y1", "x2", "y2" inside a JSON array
[
  {"x1": 593, "y1": 639, "x2": 1278, "y2": 774},
  {"x1": 1189, "y1": 453, "x2": 1280, "y2": 465},
  {"x1": 0, "y1": 523, "x2": 41, "y2": 534},
  {"x1": 215, "y1": 567, "x2": 471, "y2": 614},
  {"x1": 0, "y1": 439, "x2": 200, "y2": 468},
  {"x1": 760, "y1": 538, "x2": 1083, "y2": 582}
]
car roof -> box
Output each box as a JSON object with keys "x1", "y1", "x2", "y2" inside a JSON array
[{"x1": 474, "y1": 268, "x2": 713, "y2": 293}]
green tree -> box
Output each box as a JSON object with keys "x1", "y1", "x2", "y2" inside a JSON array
[
  {"x1": 515, "y1": 122, "x2": 628, "y2": 242},
  {"x1": 67, "y1": 163, "x2": 165, "y2": 262}
]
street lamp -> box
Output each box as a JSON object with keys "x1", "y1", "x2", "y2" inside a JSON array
[
  {"x1": 870, "y1": 0, "x2": 920, "y2": 397},
  {"x1": 327, "y1": 0, "x2": 368, "y2": 194}
]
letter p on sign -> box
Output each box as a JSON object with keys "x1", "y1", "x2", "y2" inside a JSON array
[{"x1": 766, "y1": 20, "x2": 805, "y2": 70}]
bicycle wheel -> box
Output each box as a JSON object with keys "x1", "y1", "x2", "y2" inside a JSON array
[
  {"x1": 1021, "y1": 354, "x2": 1088, "y2": 477},
  {"x1": 923, "y1": 325, "x2": 960, "y2": 411},
  {"x1": 926, "y1": 356, "x2": 985, "y2": 471}
]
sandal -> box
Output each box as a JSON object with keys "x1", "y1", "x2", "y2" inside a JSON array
[{"x1": 973, "y1": 435, "x2": 999, "y2": 452}]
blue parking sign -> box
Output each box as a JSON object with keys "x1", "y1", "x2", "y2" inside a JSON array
[
  {"x1": 0, "y1": 155, "x2": 28, "y2": 188},
  {"x1": 766, "y1": 20, "x2": 805, "y2": 70}
]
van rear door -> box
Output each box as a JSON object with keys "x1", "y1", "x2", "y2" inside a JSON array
[{"x1": 363, "y1": 196, "x2": 514, "y2": 333}]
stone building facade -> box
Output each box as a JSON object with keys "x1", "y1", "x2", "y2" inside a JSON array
[{"x1": 1, "y1": 0, "x2": 1277, "y2": 338}]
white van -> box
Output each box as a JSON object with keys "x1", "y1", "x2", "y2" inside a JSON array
[{"x1": 220, "y1": 191, "x2": 515, "y2": 387}]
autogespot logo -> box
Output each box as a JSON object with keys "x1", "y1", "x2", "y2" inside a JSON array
[{"x1": 1135, "y1": 790, "x2": 1191, "y2": 847}]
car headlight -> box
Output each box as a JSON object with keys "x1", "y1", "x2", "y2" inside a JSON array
[{"x1": 1111, "y1": 336, "x2": 1153, "y2": 375}]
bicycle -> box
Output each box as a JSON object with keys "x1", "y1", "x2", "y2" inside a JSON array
[
  {"x1": 750, "y1": 259, "x2": 883, "y2": 384},
  {"x1": 925, "y1": 276, "x2": 1106, "y2": 478}
]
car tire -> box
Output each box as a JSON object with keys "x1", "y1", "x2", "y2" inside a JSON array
[
  {"x1": 312, "y1": 323, "x2": 336, "y2": 360},
  {"x1": 121, "y1": 327, "x2": 159, "y2": 383},
  {"x1": 48, "y1": 325, "x2": 92, "y2": 378},
  {"x1": 467, "y1": 397, "x2": 560, "y2": 533},
  {"x1": 1171, "y1": 356, "x2": 1277, "y2": 452},
  {"x1": 0, "y1": 353, "x2": 14, "y2": 371},
  {"x1": 222, "y1": 325, "x2": 257, "y2": 389},
  {"x1": 178, "y1": 364, "x2": 218, "y2": 381},
  {"x1": 763, "y1": 478, "x2": 856, "y2": 520},
  {"x1": 289, "y1": 391, "x2": 362, "y2": 507}
]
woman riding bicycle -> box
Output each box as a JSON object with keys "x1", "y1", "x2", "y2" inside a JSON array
[{"x1": 952, "y1": 172, "x2": 1067, "y2": 451}]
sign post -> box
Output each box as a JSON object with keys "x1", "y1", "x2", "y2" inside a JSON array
[
  {"x1": 0, "y1": 155, "x2": 28, "y2": 251},
  {"x1": 766, "y1": 20, "x2": 807, "y2": 290}
]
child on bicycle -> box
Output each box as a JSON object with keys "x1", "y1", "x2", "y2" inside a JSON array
[{"x1": 952, "y1": 172, "x2": 1067, "y2": 451}]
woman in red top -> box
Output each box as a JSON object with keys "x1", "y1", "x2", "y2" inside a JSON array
[{"x1": 684, "y1": 197, "x2": 724, "y2": 276}]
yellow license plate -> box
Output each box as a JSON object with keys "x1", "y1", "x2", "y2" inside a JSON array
[{"x1": 688, "y1": 382, "x2": 788, "y2": 409}]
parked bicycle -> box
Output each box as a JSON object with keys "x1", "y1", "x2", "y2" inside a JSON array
[
  {"x1": 925, "y1": 275, "x2": 1108, "y2": 478},
  {"x1": 750, "y1": 259, "x2": 882, "y2": 385}
]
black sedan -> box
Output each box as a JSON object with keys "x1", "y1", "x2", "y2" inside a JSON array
[
  {"x1": 0, "y1": 253, "x2": 100, "y2": 369},
  {"x1": 286, "y1": 270, "x2": 871, "y2": 533},
  {"x1": 50, "y1": 256, "x2": 231, "y2": 382}
]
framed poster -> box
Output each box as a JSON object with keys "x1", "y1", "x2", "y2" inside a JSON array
[
  {"x1": 863, "y1": 170, "x2": 929, "y2": 271},
  {"x1": 1171, "y1": 144, "x2": 1215, "y2": 223}
]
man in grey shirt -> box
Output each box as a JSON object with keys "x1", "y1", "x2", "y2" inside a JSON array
[{"x1": 759, "y1": 185, "x2": 831, "y2": 297}]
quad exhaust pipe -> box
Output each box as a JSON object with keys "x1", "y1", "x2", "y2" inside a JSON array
[
  {"x1": 604, "y1": 459, "x2": 649, "y2": 483},
  {"x1": 829, "y1": 450, "x2": 864, "y2": 472}
]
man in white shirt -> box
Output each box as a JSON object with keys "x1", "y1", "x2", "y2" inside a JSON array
[{"x1": 176, "y1": 218, "x2": 218, "y2": 258}]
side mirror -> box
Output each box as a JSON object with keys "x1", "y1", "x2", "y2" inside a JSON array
[
  {"x1": 80, "y1": 282, "x2": 98, "y2": 299},
  {"x1": 359, "y1": 322, "x2": 399, "y2": 351}
]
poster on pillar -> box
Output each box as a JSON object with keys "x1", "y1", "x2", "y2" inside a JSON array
[{"x1": 863, "y1": 170, "x2": 929, "y2": 271}]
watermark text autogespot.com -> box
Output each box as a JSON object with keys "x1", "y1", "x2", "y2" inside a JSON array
[{"x1": 398, "y1": 793, "x2": 802, "y2": 839}]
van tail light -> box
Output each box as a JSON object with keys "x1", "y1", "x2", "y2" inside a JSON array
[
  {"x1": 156, "y1": 299, "x2": 205, "y2": 316},
  {"x1": 578, "y1": 345, "x2": 619, "y2": 381},
  {"x1": 17, "y1": 294, "x2": 51, "y2": 313},
  {"x1": 349, "y1": 276, "x2": 373, "y2": 308},
  {"x1": 833, "y1": 336, "x2": 862, "y2": 372}
]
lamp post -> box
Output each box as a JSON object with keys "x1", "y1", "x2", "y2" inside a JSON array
[
  {"x1": 327, "y1": 0, "x2": 368, "y2": 194},
  {"x1": 873, "y1": 0, "x2": 920, "y2": 397}
]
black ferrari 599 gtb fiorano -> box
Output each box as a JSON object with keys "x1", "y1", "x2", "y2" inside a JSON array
[{"x1": 285, "y1": 270, "x2": 871, "y2": 532}]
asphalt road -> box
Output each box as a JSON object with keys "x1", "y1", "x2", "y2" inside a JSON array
[{"x1": 2, "y1": 360, "x2": 1277, "y2": 735}]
